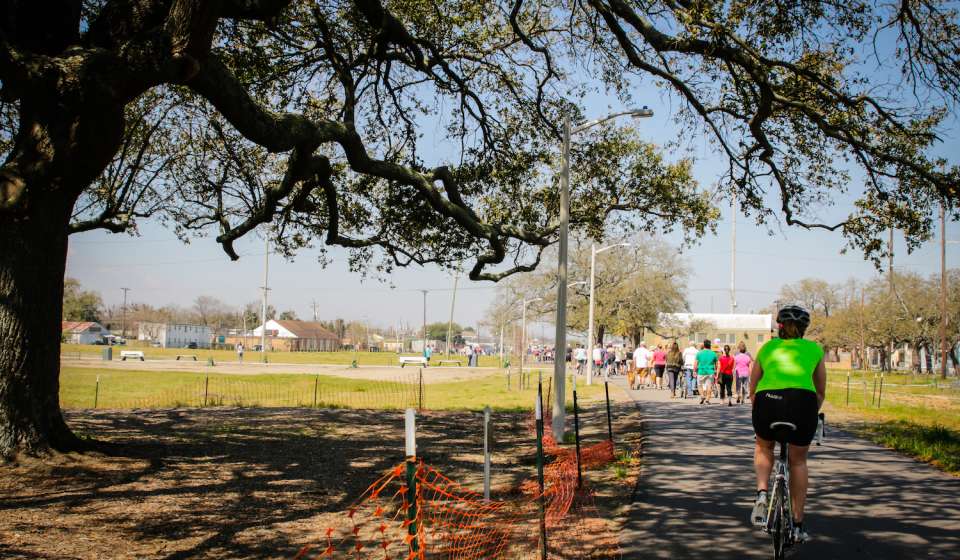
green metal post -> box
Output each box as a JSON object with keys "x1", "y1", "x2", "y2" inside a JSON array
[
  {"x1": 877, "y1": 373, "x2": 884, "y2": 408},
  {"x1": 605, "y1": 381, "x2": 614, "y2": 446},
  {"x1": 94, "y1": 375, "x2": 100, "y2": 409},
  {"x1": 573, "y1": 377, "x2": 583, "y2": 489},
  {"x1": 406, "y1": 458, "x2": 419, "y2": 554},
  {"x1": 204, "y1": 375, "x2": 209, "y2": 407},
  {"x1": 313, "y1": 375, "x2": 319, "y2": 408},
  {"x1": 536, "y1": 383, "x2": 547, "y2": 560}
]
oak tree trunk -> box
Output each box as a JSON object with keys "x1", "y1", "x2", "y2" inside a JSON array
[{"x1": 0, "y1": 197, "x2": 80, "y2": 457}]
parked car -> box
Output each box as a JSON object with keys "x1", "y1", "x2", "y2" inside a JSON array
[{"x1": 187, "y1": 342, "x2": 198, "y2": 349}]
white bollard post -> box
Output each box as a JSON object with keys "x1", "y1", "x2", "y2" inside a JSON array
[
  {"x1": 483, "y1": 406, "x2": 491, "y2": 501},
  {"x1": 405, "y1": 408, "x2": 417, "y2": 458}
]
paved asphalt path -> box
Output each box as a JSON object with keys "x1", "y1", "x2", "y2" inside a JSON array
[{"x1": 614, "y1": 378, "x2": 960, "y2": 559}]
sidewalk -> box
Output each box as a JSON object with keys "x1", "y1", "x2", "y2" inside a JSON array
[{"x1": 616, "y1": 379, "x2": 960, "y2": 559}]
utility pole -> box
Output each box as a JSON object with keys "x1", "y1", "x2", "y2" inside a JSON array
[
  {"x1": 420, "y1": 290, "x2": 428, "y2": 356},
  {"x1": 859, "y1": 289, "x2": 866, "y2": 370},
  {"x1": 731, "y1": 193, "x2": 737, "y2": 313},
  {"x1": 446, "y1": 272, "x2": 459, "y2": 355},
  {"x1": 499, "y1": 324, "x2": 505, "y2": 367},
  {"x1": 888, "y1": 226, "x2": 894, "y2": 371},
  {"x1": 120, "y1": 287, "x2": 130, "y2": 341},
  {"x1": 889, "y1": 226, "x2": 895, "y2": 294},
  {"x1": 311, "y1": 300, "x2": 319, "y2": 322},
  {"x1": 260, "y1": 236, "x2": 271, "y2": 362},
  {"x1": 941, "y1": 201, "x2": 948, "y2": 379}
]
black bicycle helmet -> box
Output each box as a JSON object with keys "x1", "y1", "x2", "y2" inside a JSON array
[{"x1": 776, "y1": 305, "x2": 811, "y2": 329}]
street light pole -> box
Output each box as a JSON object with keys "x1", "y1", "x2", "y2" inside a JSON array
[
  {"x1": 941, "y1": 200, "x2": 948, "y2": 379},
  {"x1": 522, "y1": 298, "x2": 542, "y2": 379},
  {"x1": 586, "y1": 243, "x2": 597, "y2": 382},
  {"x1": 446, "y1": 271, "x2": 459, "y2": 356},
  {"x1": 551, "y1": 107, "x2": 652, "y2": 441},
  {"x1": 421, "y1": 290, "x2": 428, "y2": 357},
  {"x1": 260, "y1": 237, "x2": 270, "y2": 362},
  {"x1": 553, "y1": 114, "x2": 572, "y2": 440},
  {"x1": 731, "y1": 193, "x2": 737, "y2": 313},
  {"x1": 585, "y1": 242, "x2": 631, "y2": 386},
  {"x1": 120, "y1": 287, "x2": 130, "y2": 341}
]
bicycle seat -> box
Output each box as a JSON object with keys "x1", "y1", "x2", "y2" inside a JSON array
[{"x1": 769, "y1": 421, "x2": 796, "y2": 443}]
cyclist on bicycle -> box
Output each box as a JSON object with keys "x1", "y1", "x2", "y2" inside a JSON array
[{"x1": 749, "y1": 305, "x2": 826, "y2": 543}]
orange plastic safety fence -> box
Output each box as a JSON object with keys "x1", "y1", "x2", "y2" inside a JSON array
[{"x1": 296, "y1": 407, "x2": 619, "y2": 559}]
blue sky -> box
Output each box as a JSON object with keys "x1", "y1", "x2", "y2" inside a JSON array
[{"x1": 65, "y1": 65, "x2": 960, "y2": 332}]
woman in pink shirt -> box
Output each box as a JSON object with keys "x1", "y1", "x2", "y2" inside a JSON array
[
  {"x1": 653, "y1": 345, "x2": 668, "y2": 389},
  {"x1": 733, "y1": 341, "x2": 753, "y2": 404}
]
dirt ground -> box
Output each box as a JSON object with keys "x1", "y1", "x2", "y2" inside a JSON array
[
  {"x1": 62, "y1": 358, "x2": 498, "y2": 384},
  {"x1": 0, "y1": 401, "x2": 641, "y2": 559}
]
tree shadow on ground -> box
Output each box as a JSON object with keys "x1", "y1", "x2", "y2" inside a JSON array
[
  {"x1": 619, "y1": 390, "x2": 960, "y2": 560},
  {"x1": 0, "y1": 402, "x2": 641, "y2": 559}
]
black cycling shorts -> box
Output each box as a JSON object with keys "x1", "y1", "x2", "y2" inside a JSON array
[{"x1": 752, "y1": 389, "x2": 818, "y2": 446}]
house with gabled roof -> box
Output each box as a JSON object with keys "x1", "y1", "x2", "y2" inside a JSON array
[
  {"x1": 61, "y1": 321, "x2": 107, "y2": 345},
  {"x1": 250, "y1": 319, "x2": 341, "y2": 352}
]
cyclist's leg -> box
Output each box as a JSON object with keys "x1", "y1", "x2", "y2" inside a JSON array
[
  {"x1": 787, "y1": 444, "x2": 810, "y2": 522},
  {"x1": 754, "y1": 436, "x2": 775, "y2": 492}
]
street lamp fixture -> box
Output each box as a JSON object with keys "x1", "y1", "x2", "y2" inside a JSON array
[{"x1": 552, "y1": 107, "x2": 653, "y2": 442}]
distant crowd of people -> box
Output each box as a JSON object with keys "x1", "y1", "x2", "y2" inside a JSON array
[
  {"x1": 571, "y1": 338, "x2": 754, "y2": 405},
  {"x1": 420, "y1": 343, "x2": 485, "y2": 366}
]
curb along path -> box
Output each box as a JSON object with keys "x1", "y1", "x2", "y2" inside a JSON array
[{"x1": 615, "y1": 378, "x2": 960, "y2": 559}]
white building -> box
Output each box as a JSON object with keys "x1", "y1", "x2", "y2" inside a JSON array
[
  {"x1": 138, "y1": 322, "x2": 212, "y2": 349},
  {"x1": 646, "y1": 313, "x2": 774, "y2": 354},
  {"x1": 62, "y1": 321, "x2": 107, "y2": 345},
  {"x1": 250, "y1": 320, "x2": 340, "y2": 351}
]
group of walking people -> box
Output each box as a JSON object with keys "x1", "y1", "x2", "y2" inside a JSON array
[
  {"x1": 627, "y1": 339, "x2": 754, "y2": 405},
  {"x1": 574, "y1": 338, "x2": 755, "y2": 408}
]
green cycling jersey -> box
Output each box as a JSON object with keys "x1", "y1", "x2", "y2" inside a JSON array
[{"x1": 755, "y1": 337, "x2": 823, "y2": 393}]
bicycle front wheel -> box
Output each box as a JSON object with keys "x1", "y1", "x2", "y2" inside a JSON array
[{"x1": 770, "y1": 487, "x2": 787, "y2": 560}]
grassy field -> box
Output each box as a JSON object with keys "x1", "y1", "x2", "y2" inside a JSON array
[
  {"x1": 61, "y1": 343, "x2": 509, "y2": 367},
  {"x1": 60, "y1": 366, "x2": 608, "y2": 412},
  {"x1": 824, "y1": 369, "x2": 960, "y2": 474}
]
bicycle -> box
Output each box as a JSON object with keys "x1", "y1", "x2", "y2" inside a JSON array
[{"x1": 763, "y1": 414, "x2": 824, "y2": 560}]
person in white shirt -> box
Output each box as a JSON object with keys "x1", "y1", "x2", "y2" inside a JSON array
[
  {"x1": 574, "y1": 345, "x2": 587, "y2": 375},
  {"x1": 681, "y1": 343, "x2": 699, "y2": 398},
  {"x1": 592, "y1": 344, "x2": 603, "y2": 377},
  {"x1": 634, "y1": 342, "x2": 652, "y2": 389}
]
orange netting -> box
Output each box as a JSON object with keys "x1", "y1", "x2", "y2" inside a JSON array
[{"x1": 296, "y1": 406, "x2": 620, "y2": 559}]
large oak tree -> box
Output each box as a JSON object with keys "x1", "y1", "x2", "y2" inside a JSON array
[{"x1": 1, "y1": 0, "x2": 958, "y2": 456}]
